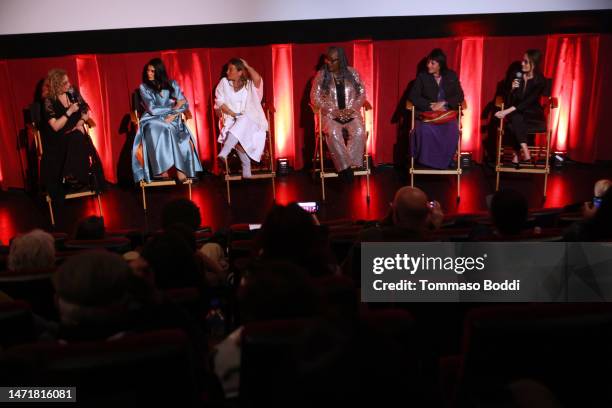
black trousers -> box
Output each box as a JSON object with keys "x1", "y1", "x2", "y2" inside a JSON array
[
  {"x1": 506, "y1": 111, "x2": 546, "y2": 151},
  {"x1": 41, "y1": 129, "x2": 105, "y2": 201}
]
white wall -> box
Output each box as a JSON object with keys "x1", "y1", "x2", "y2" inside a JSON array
[{"x1": 0, "y1": 0, "x2": 609, "y2": 35}]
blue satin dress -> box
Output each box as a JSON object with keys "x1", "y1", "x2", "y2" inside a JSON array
[{"x1": 132, "y1": 80, "x2": 203, "y2": 182}]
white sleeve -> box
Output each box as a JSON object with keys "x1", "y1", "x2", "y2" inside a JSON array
[{"x1": 214, "y1": 78, "x2": 229, "y2": 110}]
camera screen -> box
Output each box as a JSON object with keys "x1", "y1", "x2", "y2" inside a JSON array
[{"x1": 297, "y1": 202, "x2": 318, "y2": 213}]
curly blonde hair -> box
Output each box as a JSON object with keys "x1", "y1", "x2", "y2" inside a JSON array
[{"x1": 42, "y1": 68, "x2": 67, "y2": 99}]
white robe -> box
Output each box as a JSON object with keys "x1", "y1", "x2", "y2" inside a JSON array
[{"x1": 215, "y1": 77, "x2": 268, "y2": 162}]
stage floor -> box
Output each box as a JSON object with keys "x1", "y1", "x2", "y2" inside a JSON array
[{"x1": 0, "y1": 162, "x2": 609, "y2": 243}]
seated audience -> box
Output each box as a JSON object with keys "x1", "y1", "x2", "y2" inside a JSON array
[
  {"x1": 469, "y1": 189, "x2": 529, "y2": 240},
  {"x1": 7, "y1": 229, "x2": 56, "y2": 272},
  {"x1": 258, "y1": 203, "x2": 336, "y2": 277},
  {"x1": 564, "y1": 187, "x2": 612, "y2": 241},
  {"x1": 161, "y1": 198, "x2": 228, "y2": 285},
  {"x1": 212, "y1": 260, "x2": 318, "y2": 398},
  {"x1": 53, "y1": 250, "x2": 135, "y2": 340},
  {"x1": 161, "y1": 198, "x2": 202, "y2": 231},
  {"x1": 343, "y1": 186, "x2": 443, "y2": 282},
  {"x1": 141, "y1": 227, "x2": 203, "y2": 291},
  {"x1": 74, "y1": 215, "x2": 105, "y2": 240}
]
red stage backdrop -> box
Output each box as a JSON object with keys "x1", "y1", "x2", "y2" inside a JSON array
[{"x1": 0, "y1": 34, "x2": 610, "y2": 189}]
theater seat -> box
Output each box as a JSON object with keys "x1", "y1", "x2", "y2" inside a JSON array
[
  {"x1": 0, "y1": 269, "x2": 56, "y2": 320},
  {"x1": 63, "y1": 237, "x2": 132, "y2": 253},
  {"x1": 240, "y1": 310, "x2": 435, "y2": 406},
  {"x1": 456, "y1": 303, "x2": 612, "y2": 407},
  {"x1": 0, "y1": 329, "x2": 202, "y2": 406},
  {"x1": 0, "y1": 300, "x2": 36, "y2": 349}
]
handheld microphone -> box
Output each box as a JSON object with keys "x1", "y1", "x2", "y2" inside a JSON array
[
  {"x1": 512, "y1": 72, "x2": 523, "y2": 91},
  {"x1": 67, "y1": 87, "x2": 78, "y2": 103},
  {"x1": 67, "y1": 87, "x2": 90, "y2": 113}
]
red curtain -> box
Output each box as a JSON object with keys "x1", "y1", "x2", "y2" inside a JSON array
[{"x1": 0, "y1": 34, "x2": 610, "y2": 189}]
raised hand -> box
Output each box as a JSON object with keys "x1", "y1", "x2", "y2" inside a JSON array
[{"x1": 66, "y1": 102, "x2": 80, "y2": 116}]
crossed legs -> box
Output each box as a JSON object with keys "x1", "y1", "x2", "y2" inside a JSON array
[{"x1": 218, "y1": 133, "x2": 252, "y2": 178}]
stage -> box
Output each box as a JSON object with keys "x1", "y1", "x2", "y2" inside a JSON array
[{"x1": 0, "y1": 162, "x2": 609, "y2": 243}]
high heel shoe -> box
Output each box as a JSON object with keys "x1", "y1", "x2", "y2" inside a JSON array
[
  {"x1": 520, "y1": 147, "x2": 532, "y2": 163},
  {"x1": 512, "y1": 153, "x2": 520, "y2": 169}
]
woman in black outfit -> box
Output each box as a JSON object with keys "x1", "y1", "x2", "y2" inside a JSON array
[
  {"x1": 495, "y1": 49, "x2": 547, "y2": 165},
  {"x1": 40, "y1": 68, "x2": 104, "y2": 201}
]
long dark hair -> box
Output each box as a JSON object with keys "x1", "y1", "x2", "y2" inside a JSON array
[
  {"x1": 142, "y1": 58, "x2": 174, "y2": 98},
  {"x1": 320, "y1": 46, "x2": 358, "y2": 92},
  {"x1": 427, "y1": 48, "x2": 448, "y2": 74},
  {"x1": 525, "y1": 49, "x2": 543, "y2": 75}
]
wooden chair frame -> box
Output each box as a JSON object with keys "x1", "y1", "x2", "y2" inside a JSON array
[
  {"x1": 312, "y1": 102, "x2": 372, "y2": 202},
  {"x1": 406, "y1": 100, "x2": 466, "y2": 200},
  {"x1": 131, "y1": 97, "x2": 193, "y2": 212},
  {"x1": 219, "y1": 104, "x2": 276, "y2": 205},
  {"x1": 32, "y1": 118, "x2": 103, "y2": 227},
  {"x1": 494, "y1": 93, "x2": 558, "y2": 198}
]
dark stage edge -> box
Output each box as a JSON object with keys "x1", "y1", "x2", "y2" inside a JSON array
[{"x1": 0, "y1": 163, "x2": 609, "y2": 243}]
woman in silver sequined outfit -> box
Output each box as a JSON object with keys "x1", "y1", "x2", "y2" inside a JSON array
[{"x1": 310, "y1": 46, "x2": 367, "y2": 179}]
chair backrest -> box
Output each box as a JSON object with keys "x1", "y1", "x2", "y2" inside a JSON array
[
  {"x1": 0, "y1": 300, "x2": 36, "y2": 349},
  {"x1": 131, "y1": 89, "x2": 142, "y2": 114},
  {"x1": 29, "y1": 102, "x2": 43, "y2": 126},
  {"x1": 543, "y1": 77, "x2": 553, "y2": 98},
  {"x1": 0, "y1": 329, "x2": 201, "y2": 406},
  {"x1": 459, "y1": 303, "x2": 612, "y2": 406},
  {"x1": 64, "y1": 237, "x2": 132, "y2": 253},
  {"x1": 0, "y1": 269, "x2": 57, "y2": 320},
  {"x1": 130, "y1": 89, "x2": 143, "y2": 126},
  {"x1": 240, "y1": 310, "x2": 431, "y2": 405}
]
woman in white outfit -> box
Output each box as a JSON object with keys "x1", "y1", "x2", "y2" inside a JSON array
[{"x1": 215, "y1": 58, "x2": 268, "y2": 178}]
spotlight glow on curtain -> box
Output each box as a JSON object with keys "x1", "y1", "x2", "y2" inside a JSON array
[
  {"x1": 272, "y1": 44, "x2": 295, "y2": 163},
  {"x1": 354, "y1": 40, "x2": 375, "y2": 157},
  {"x1": 459, "y1": 37, "x2": 484, "y2": 158},
  {"x1": 76, "y1": 55, "x2": 115, "y2": 182},
  {"x1": 545, "y1": 34, "x2": 601, "y2": 162},
  {"x1": 0, "y1": 61, "x2": 16, "y2": 187}
]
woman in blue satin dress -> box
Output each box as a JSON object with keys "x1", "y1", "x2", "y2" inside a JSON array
[{"x1": 132, "y1": 58, "x2": 202, "y2": 183}]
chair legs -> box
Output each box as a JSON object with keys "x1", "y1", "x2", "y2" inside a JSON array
[
  {"x1": 46, "y1": 191, "x2": 104, "y2": 227},
  {"x1": 223, "y1": 150, "x2": 276, "y2": 206},
  {"x1": 314, "y1": 112, "x2": 370, "y2": 203},
  {"x1": 139, "y1": 179, "x2": 193, "y2": 212},
  {"x1": 495, "y1": 132, "x2": 552, "y2": 198}
]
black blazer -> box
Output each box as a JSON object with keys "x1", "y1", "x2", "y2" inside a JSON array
[
  {"x1": 507, "y1": 72, "x2": 547, "y2": 118},
  {"x1": 408, "y1": 70, "x2": 464, "y2": 113}
]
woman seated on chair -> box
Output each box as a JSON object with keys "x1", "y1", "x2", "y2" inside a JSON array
[
  {"x1": 495, "y1": 49, "x2": 547, "y2": 165},
  {"x1": 310, "y1": 46, "x2": 367, "y2": 180},
  {"x1": 408, "y1": 48, "x2": 465, "y2": 169},
  {"x1": 41, "y1": 69, "x2": 105, "y2": 201},
  {"x1": 132, "y1": 58, "x2": 202, "y2": 183},
  {"x1": 215, "y1": 58, "x2": 268, "y2": 178}
]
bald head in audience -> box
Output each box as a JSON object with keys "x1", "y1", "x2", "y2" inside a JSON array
[
  {"x1": 594, "y1": 179, "x2": 612, "y2": 198},
  {"x1": 391, "y1": 187, "x2": 442, "y2": 230}
]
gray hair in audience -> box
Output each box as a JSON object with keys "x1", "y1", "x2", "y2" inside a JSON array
[
  {"x1": 53, "y1": 251, "x2": 133, "y2": 325},
  {"x1": 8, "y1": 229, "x2": 56, "y2": 271}
]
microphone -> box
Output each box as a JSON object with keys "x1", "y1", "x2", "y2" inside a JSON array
[
  {"x1": 66, "y1": 87, "x2": 90, "y2": 113},
  {"x1": 66, "y1": 87, "x2": 78, "y2": 103},
  {"x1": 512, "y1": 72, "x2": 523, "y2": 91}
]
